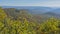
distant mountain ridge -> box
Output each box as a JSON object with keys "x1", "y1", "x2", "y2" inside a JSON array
[{"x1": 2, "y1": 6, "x2": 60, "y2": 14}]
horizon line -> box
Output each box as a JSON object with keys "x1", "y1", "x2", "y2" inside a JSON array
[{"x1": 1, "y1": 5, "x2": 60, "y2": 8}]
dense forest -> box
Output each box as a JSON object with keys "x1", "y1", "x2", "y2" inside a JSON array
[{"x1": 0, "y1": 7, "x2": 60, "y2": 34}]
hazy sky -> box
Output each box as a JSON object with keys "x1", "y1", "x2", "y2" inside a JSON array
[{"x1": 0, "y1": 0, "x2": 60, "y2": 7}]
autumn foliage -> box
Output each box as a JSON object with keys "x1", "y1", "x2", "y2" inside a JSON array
[{"x1": 0, "y1": 7, "x2": 60, "y2": 34}]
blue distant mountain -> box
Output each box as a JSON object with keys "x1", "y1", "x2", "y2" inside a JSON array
[
  {"x1": 50, "y1": 8, "x2": 60, "y2": 14},
  {"x1": 2, "y1": 6, "x2": 60, "y2": 14}
]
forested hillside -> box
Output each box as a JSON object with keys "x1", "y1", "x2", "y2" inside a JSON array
[{"x1": 0, "y1": 7, "x2": 60, "y2": 34}]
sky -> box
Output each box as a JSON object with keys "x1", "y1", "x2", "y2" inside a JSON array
[{"x1": 0, "y1": 0, "x2": 60, "y2": 7}]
